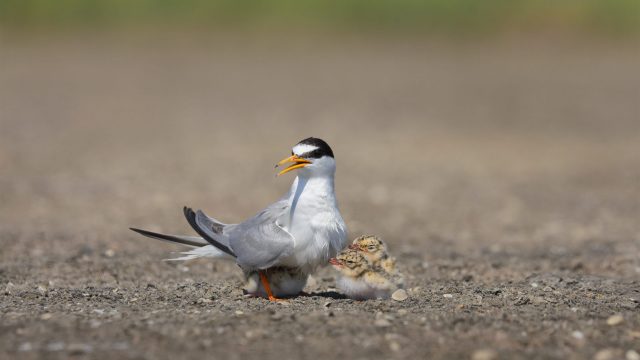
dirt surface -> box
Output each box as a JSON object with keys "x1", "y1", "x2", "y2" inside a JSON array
[{"x1": 1, "y1": 35, "x2": 639, "y2": 360}]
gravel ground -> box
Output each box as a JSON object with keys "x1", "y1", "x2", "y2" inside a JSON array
[{"x1": 0, "y1": 35, "x2": 639, "y2": 360}]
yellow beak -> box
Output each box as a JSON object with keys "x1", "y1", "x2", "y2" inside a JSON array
[{"x1": 276, "y1": 155, "x2": 311, "y2": 176}]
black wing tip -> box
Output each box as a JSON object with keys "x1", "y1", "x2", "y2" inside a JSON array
[
  {"x1": 184, "y1": 206, "x2": 196, "y2": 221},
  {"x1": 130, "y1": 227, "x2": 161, "y2": 239},
  {"x1": 183, "y1": 205, "x2": 235, "y2": 257},
  {"x1": 129, "y1": 227, "x2": 158, "y2": 238},
  {"x1": 129, "y1": 226, "x2": 207, "y2": 247}
]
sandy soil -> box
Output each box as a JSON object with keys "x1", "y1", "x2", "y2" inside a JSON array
[{"x1": 0, "y1": 35, "x2": 639, "y2": 359}]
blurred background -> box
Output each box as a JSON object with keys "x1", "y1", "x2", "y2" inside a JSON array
[
  {"x1": 1, "y1": 0, "x2": 637, "y2": 244},
  {"x1": 0, "y1": 0, "x2": 640, "y2": 268},
  {"x1": 1, "y1": 0, "x2": 639, "y2": 272},
  {"x1": 0, "y1": 1, "x2": 639, "y2": 358}
]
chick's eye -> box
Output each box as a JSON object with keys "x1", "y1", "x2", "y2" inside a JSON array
[{"x1": 368, "y1": 246, "x2": 377, "y2": 251}]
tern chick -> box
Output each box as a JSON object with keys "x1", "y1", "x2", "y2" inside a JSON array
[
  {"x1": 349, "y1": 235, "x2": 396, "y2": 272},
  {"x1": 329, "y1": 249, "x2": 399, "y2": 300},
  {"x1": 349, "y1": 235, "x2": 403, "y2": 288}
]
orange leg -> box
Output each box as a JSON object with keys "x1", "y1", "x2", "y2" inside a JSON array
[{"x1": 259, "y1": 271, "x2": 280, "y2": 302}]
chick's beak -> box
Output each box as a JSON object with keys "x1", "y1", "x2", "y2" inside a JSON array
[
  {"x1": 329, "y1": 258, "x2": 342, "y2": 266},
  {"x1": 275, "y1": 155, "x2": 311, "y2": 176}
]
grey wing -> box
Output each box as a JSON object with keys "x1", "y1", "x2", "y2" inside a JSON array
[{"x1": 225, "y1": 199, "x2": 294, "y2": 270}]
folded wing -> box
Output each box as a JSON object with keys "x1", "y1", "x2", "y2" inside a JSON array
[
  {"x1": 184, "y1": 201, "x2": 294, "y2": 270},
  {"x1": 223, "y1": 199, "x2": 294, "y2": 270}
]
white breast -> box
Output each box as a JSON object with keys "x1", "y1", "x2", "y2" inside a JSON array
[{"x1": 280, "y1": 176, "x2": 347, "y2": 272}]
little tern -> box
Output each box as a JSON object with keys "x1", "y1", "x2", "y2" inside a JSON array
[{"x1": 131, "y1": 137, "x2": 348, "y2": 301}]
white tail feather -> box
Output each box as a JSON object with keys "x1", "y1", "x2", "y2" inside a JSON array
[{"x1": 164, "y1": 245, "x2": 235, "y2": 261}]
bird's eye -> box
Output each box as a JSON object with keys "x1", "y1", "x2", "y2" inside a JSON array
[{"x1": 368, "y1": 246, "x2": 377, "y2": 251}]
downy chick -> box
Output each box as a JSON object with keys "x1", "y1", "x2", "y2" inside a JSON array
[
  {"x1": 329, "y1": 249, "x2": 398, "y2": 300},
  {"x1": 349, "y1": 235, "x2": 403, "y2": 288}
]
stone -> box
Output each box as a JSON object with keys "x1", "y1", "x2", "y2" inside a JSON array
[
  {"x1": 471, "y1": 349, "x2": 497, "y2": 360},
  {"x1": 392, "y1": 289, "x2": 408, "y2": 301},
  {"x1": 606, "y1": 314, "x2": 624, "y2": 326}
]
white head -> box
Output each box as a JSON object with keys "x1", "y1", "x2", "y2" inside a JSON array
[{"x1": 276, "y1": 137, "x2": 336, "y2": 178}]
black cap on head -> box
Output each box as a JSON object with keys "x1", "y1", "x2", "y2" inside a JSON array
[{"x1": 293, "y1": 137, "x2": 334, "y2": 159}]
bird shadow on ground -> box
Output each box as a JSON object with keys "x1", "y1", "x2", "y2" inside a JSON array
[{"x1": 299, "y1": 291, "x2": 347, "y2": 300}]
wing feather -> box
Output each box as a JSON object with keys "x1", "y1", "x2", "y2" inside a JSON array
[
  {"x1": 129, "y1": 227, "x2": 208, "y2": 247},
  {"x1": 183, "y1": 207, "x2": 236, "y2": 257},
  {"x1": 226, "y1": 199, "x2": 294, "y2": 270}
]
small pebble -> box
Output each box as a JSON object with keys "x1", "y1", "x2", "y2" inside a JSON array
[
  {"x1": 4, "y1": 282, "x2": 15, "y2": 294},
  {"x1": 530, "y1": 283, "x2": 539, "y2": 288},
  {"x1": 392, "y1": 289, "x2": 408, "y2": 301},
  {"x1": 594, "y1": 349, "x2": 621, "y2": 360},
  {"x1": 374, "y1": 318, "x2": 391, "y2": 327},
  {"x1": 89, "y1": 320, "x2": 101, "y2": 328},
  {"x1": 40, "y1": 313, "x2": 53, "y2": 320},
  {"x1": 443, "y1": 294, "x2": 453, "y2": 299},
  {"x1": 607, "y1": 314, "x2": 624, "y2": 326},
  {"x1": 46, "y1": 342, "x2": 65, "y2": 352},
  {"x1": 389, "y1": 341, "x2": 401, "y2": 352},
  {"x1": 627, "y1": 350, "x2": 640, "y2": 360},
  {"x1": 471, "y1": 349, "x2": 497, "y2": 360},
  {"x1": 235, "y1": 310, "x2": 244, "y2": 315},
  {"x1": 571, "y1": 331, "x2": 584, "y2": 340},
  {"x1": 18, "y1": 342, "x2": 33, "y2": 352}
]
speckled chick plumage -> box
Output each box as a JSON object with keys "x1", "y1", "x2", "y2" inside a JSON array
[
  {"x1": 330, "y1": 249, "x2": 400, "y2": 300},
  {"x1": 350, "y1": 235, "x2": 404, "y2": 288}
]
